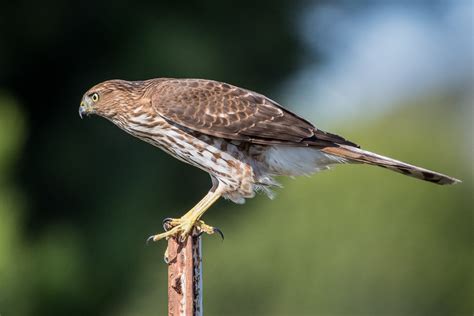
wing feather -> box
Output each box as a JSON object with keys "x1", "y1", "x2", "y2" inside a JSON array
[{"x1": 151, "y1": 79, "x2": 358, "y2": 147}]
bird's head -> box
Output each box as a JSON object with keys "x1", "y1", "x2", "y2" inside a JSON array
[{"x1": 79, "y1": 79, "x2": 144, "y2": 119}]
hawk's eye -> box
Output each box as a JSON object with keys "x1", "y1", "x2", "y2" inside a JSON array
[{"x1": 91, "y1": 93, "x2": 99, "y2": 102}]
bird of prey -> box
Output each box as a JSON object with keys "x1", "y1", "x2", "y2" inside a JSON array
[{"x1": 79, "y1": 78, "x2": 460, "y2": 242}]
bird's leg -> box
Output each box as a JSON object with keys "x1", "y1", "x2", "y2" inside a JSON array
[{"x1": 148, "y1": 187, "x2": 223, "y2": 243}]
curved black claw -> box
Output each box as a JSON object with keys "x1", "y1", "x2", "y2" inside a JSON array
[
  {"x1": 178, "y1": 234, "x2": 188, "y2": 243},
  {"x1": 196, "y1": 227, "x2": 225, "y2": 240},
  {"x1": 162, "y1": 218, "x2": 174, "y2": 231},
  {"x1": 213, "y1": 227, "x2": 225, "y2": 240},
  {"x1": 197, "y1": 230, "x2": 204, "y2": 238},
  {"x1": 146, "y1": 235, "x2": 156, "y2": 245}
]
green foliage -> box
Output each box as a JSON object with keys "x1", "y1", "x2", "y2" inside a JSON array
[{"x1": 0, "y1": 94, "x2": 29, "y2": 315}]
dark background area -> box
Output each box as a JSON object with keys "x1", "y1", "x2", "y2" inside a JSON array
[{"x1": 0, "y1": 1, "x2": 471, "y2": 315}]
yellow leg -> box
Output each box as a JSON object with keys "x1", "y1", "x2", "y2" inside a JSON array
[{"x1": 148, "y1": 188, "x2": 222, "y2": 243}]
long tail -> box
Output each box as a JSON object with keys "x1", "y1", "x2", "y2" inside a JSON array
[{"x1": 321, "y1": 145, "x2": 461, "y2": 185}]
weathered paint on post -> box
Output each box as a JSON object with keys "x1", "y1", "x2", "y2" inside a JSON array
[{"x1": 167, "y1": 234, "x2": 203, "y2": 316}]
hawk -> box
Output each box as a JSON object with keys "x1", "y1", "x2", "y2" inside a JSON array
[{"x1": 79, "y1": 78, "x2": 460, "y2": 242}]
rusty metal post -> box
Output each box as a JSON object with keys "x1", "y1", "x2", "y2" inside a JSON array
[{"x1": 167, "y1": 233, "x2": 203, "y2": 316}]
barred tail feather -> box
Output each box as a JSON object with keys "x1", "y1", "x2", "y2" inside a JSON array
[{"x1": 321, "y1": 145, "x2": 461, "y2": 185}]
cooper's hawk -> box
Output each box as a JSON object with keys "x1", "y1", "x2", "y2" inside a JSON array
[{"x1": 79, "y1": 78, "x2": 460, "y2": 242}]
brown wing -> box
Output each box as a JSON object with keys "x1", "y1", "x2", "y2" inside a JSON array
[{"x1": 151, "y1": 79, "x2": 358, "y2": 147}]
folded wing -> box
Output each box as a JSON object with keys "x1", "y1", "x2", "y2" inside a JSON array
[{"x1": 151, "y1": 79, "x2": 358, "y2": 148}]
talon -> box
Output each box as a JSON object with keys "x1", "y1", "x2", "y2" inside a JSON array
[
  {"x1": 194, "y1": 221, "x2": 224, "y2": 240},
  {"x1": 146, "y1": 235, "x2": 156, "y2": 244},
  {"x1": 164, "y1": 246, "x2": 169, "y2": 264},
  {"x1": 162, "y1": 217, "x2": 174, "y2": 231},
  {"x1": 179, "y1": 233, "x2": 189, "y2": 243},
  {"x1": 213, "y1": 227, "x2": 225, "y2": 240},
  {"x1": 147, "y1": 218, "x2": 219, "y2": 246}
]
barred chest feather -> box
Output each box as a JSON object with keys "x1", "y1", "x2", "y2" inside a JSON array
[{"x1": 111, "y1": 110, "x2": 342, "y2": 203}]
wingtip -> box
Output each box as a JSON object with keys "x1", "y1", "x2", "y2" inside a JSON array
[
  {"x1": 449, "y1": 178, "x2": 462, "y2": 185},
  {"x1": 438, "y1": 176, "x2": 462, "y2": 185}
]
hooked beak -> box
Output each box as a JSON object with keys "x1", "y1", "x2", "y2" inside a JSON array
[{"x1": 79, "y1": 101, "x2": 92, "y2": 119}]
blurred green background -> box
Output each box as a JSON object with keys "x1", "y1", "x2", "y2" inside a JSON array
[{"x1": 0, "y1": 1, "x2": 472, "y2": 315}]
